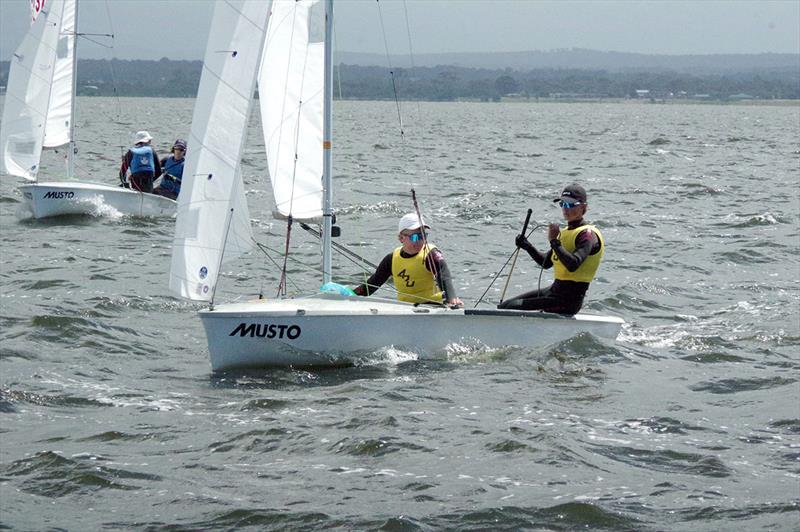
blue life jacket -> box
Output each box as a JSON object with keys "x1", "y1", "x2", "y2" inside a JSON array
[
  {"x1": 130, "y1": 145, "x2": 155, "y2": 174},
  {"x1": 161, "y1": 156, "x2": 184, "y2": 194}
]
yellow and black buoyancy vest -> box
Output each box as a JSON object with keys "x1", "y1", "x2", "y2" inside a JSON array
[
  {"x1": 552, "y1": 224, "x2": 604, "y2": 283},
  {"x1": 391, "y1": 244, "x2": 444, "y2": 304}
]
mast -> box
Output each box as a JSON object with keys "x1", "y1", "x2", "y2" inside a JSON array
[
  {"x1": 67, "y1": 0, "x2": 78, "y2": 178},
  {"x1": 321, "y1": 0, "x2": 334, "y2": 285}
]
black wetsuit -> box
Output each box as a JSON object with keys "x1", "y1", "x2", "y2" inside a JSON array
[
  {"x1": 354, "y1": 248, "x2": 458, "y2": 303},
  {"x1": 498, "y1": 219, "x2": 601, "y2": 315}
]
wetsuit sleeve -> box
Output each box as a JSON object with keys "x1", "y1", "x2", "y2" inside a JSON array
[
  {"x1": 522, "y1": 244, "x2": 553, "y2": 269},
  {"x1": 353, "y1": 252, "x2": 393, "y2": 296},
  {"x1": 550, "y1": 228, "x2": 598, "y2": 271},
  {"x1": 426, "y1": 249, "x2": 458, "y2": 301}
]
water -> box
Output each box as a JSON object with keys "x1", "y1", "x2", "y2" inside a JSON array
[{"x1": 1, "y1": 97, "x2": 799, "y2": 530}]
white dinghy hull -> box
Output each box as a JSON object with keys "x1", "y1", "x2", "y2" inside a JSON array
[
  {"x1": 19, "y1": 181, "x2": 176, "y2": 219},
  {"x1": 199, "y1": 294, "x2": 624, "y2": 370}
]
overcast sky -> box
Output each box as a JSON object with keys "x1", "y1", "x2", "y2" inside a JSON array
[{"x1": 1, "y1": 0, "x2": 798, "y2": 61}]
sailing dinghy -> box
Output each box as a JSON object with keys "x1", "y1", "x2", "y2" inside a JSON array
[
  {"x1": 170, "y1": 0, "x2": 624, "y2": 371},
  {"x1": 0, "y1": 0, "x2": 176, "y2": 219}
]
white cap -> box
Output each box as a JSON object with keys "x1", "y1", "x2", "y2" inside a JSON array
[
  {"x1": 398, "y1": 212, "x2": 430, "y2": 233},
  {"x1": 134, "y1": 130, "x2": 152, "y2": 144}
]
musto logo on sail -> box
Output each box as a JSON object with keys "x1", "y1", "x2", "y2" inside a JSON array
[
  {"x1": 229, "y1": 323, "x2": 301, "y2": 340},
  {"x1": 43, "y1": 191, "x2": 75, "y2": 199}
]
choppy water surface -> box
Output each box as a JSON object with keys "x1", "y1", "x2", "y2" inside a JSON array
[{"x1": 1, "y1": 97, "x2": 799, "y2": 530}]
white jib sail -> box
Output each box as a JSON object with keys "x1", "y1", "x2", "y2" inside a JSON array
[
  {"x1": 0, "y1": 0, "x2": 69, "y2": 179},
  {"x1": 169, "y1": 0, "x2": 271, "y2": 302},
  {"x1": 258, "y1": 0, "x2": 324, "y2": 221}
]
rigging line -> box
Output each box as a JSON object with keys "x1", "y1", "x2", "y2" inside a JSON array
[
  {"x1": 332, "y1": 18, "x2": 343, "y2": 100},
  {"x1": 210, "y1": 207, "x2": 237, "y2": 309},
  {"x1": 254, "y1": 236, "x2": 367, "y2": 295},
  {"x1": 473, "y1": 223, "x2": 545, "y2": 308},
  {"x1": 101, "y1": 0, "x2": 124, "y2": 165},
  {"x1": 401, "y1": 0, "x2": 423, "y2": 128},
  {"x1": 78, "y1": 35, "x2": 112, "y2": 48},
  {"x1": 277, "y1": 216, "x2": 294, "y2": 298},
  {"x1": 375, "y1": 0, "x2": 404, "y2": 141},
  {"x1": 400, "y1": 0, "x2": 432, "y2": 192},
  {"x1": 253, "y1": 242, "x2": 303, "y2": 294},
  {"x1": 410, "y1": 188, "x2": 439, "y2": 285},
  {"x1": 537, "y1": 258, "x2": 545, "y2": 294},
  {"x1": 299, "y1": 222, "x2": 378, "y2": 270}
]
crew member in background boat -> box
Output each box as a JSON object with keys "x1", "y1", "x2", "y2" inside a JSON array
[
  {"x1": 119, "y1": 130, "x2": 162, "y2": 193},
  {"x1": 353, "y1": 212, "x2": 464, "y2": 308},
  {"x1": 499, "y1": 184, "x2": 604, "y2": 315},
  {"x1": 153, "y1": 138, "x2": 186, "y2": 200}
]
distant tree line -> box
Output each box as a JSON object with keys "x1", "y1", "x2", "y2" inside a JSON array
[
  {"x1": 339, "y1": 65, "x2": 799, "y2": 101},
  {"x1": 1, "y1": 59, "x2": 797, "y2": 101}
]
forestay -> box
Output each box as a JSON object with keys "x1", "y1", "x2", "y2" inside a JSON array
[
  {"x1": 1, "y1": 0, "x2": 75, "y2": 179},
  {"x1": 258, "y1": 0, "x2": 324, "y2": 221},
  {"x1": 169, "y1": 0, "x2": 271, "y2": 302}
]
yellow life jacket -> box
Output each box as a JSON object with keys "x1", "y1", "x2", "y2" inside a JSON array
[
  {"x1": 552, "y1": 224, "x2": 604, "y2": 282},
  {"x1": 391, "y1": 244, "x2": 443, "y2": 304}
]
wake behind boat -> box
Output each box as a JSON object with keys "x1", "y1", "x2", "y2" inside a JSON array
[
  {"x1": 170, "y1": 0, "x2": 624, "y2": 371},
  {"x1": 0, "y1": 0, "x2": 176, "y2": 219}
]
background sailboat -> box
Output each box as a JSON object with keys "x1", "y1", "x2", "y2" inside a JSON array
[
  {"x1": 0, "y1": 0, "x2": 175, "y2": 219},
  {"x1": 170, "y1": 0, "x2": 623, "y2": 371}
]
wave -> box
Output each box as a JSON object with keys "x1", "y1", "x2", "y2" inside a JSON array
[{"x1": 2, "y1": 451, "x2": 159, "y2": 497}]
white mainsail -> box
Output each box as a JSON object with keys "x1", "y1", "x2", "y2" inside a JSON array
[
  {"x1": 0, "y1": 0, "x2": 74, "y2": 179},
  {"x1": 258, "y1": 0, "x2": 324, "y2": 221},
  {"x1": 169, "y1": 0, "x2": 271, "y2": 302}
]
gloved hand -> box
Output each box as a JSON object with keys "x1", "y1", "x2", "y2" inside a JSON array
[{"x1": 515, "y1": 233, "x2": 531, "y2": 250}]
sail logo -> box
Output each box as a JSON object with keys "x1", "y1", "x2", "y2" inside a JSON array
[
  {"x1": 43, "y1": 191, "x2": 75, "y2": 199},
  {"x1": 31, "y1": 0, "x2": 47, "y2": 22},
  {"x1": 230, "y1": 323, "x2": 301, "y2": 340},
  {"x1": 397, "y1": 269, "x2": 415, "y2": 287}
]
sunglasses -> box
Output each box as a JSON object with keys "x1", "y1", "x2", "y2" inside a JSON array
[
  {"x1": 559, "y1": 200, "x2": 582, "y2": 209},
  {"x1": 405, "y1": 231, "x2": 425, "y2": 242}
]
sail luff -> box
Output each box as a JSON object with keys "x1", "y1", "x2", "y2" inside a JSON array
[{"x1": 169, "y1": 0, "x2": 272, "y2": 302}]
